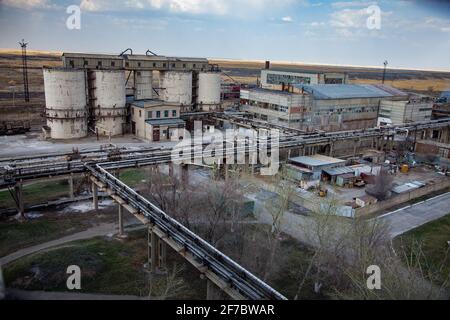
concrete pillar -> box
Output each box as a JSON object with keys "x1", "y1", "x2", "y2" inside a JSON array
[
  {"x1": 158, "y1": 239, "x2": 167, "y2": 270},
  {"x1": 181, "y1": 164, "x2": 189, "y2": 188},
  {"x1": 92, "y1": 182, "x2": 98, "y2": 211},
  {"x1": 68, "y1": 173, "x2": 74, "y2": 199},
  {"x1": 168, "y1": 162, "x2": 174, "y2": 177},
  {"x1": 225, "y1": 163, "x2": 229, "y2": 181},
  {"x1": 148, "y1": 228, "x2": 157, "y2": 273},
  {"x1": 118, "y1": 204, "x2": 124, "y2": 237},
  {"x1": 14, "y1": 181, "x2": 24, "y2": 217},
  {"x1": 329, "y1": 142, "x2": 334, "y2": 157}
]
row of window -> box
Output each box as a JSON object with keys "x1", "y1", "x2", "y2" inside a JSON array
[
  {"x1": 69, "y1": 59, "x2": 204, "y2": 69},
  {"x1": 148, "y1": 110, "x2": 177, "y2": 118}
]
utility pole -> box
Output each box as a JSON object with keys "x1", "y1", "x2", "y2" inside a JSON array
[
  {"x1": 382, "y1": 60, "x2": 388, "y2": 84},
  {"x1": 19, "y1": 39, "x2": 30, "y2": 102}
]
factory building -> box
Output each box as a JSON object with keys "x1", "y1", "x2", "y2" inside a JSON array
[
  {"x1": 240, "y1": 84, "x2": 408, "y2": 131},
  {"x1": 42, "y1": 52, "x2": 222, "y2": 140},
  {"x1": 378, "y1": 95, "x2": 433, "y2": 126},
  {"x1": 130, "y1": 99, "x2": 185, "y2": 142},
  {"x1": 260, "y1": 66, "x2": 348, "y2": 90}
]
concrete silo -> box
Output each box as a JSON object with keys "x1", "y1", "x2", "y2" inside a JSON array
[
  {"x1": 90, "y1": 70, "x2": 126, "y2": 136},
  {"x1": 160, "y1": 71, "x2": 192, "y2": 108},
  {"x1": 198, "y1": 72, "x2": 221, "y2": 111},
  {"x1": 43, "y1": 68, "x2": 88, "y2": 139},
  {"x1": 134, "y1": 70, "x2": 153, "y2": 100}
]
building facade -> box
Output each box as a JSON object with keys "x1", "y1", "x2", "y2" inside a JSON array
[
  {"x1": 240, "y1": 84, "x2": 408, "y2": 131},
  {"x1": 378, "y1": 96, "x2": 433, "y2": 125},
  {"x1": 130, "y1": 100, "x2": 185, "y2": 141},
  {"x1": 260, "y1": 69, "x2": 348, "y2": 90}
]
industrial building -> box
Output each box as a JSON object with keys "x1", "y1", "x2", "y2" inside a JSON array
[
  {"x1": 42, "y1": 52, "x2": 222, "y2": 140},
  {"x1": 130, "y1": 99, "x2": 185, "y2": 142},
  {"x1": 260, "y1": 63, "x2": 348, "y2": 90},
  {"x1": 378, "y1": 95, "x2": 433, "y2": 126},
  {"x1": 240, "y1": 84, "x2": 417, "y2": 131}
]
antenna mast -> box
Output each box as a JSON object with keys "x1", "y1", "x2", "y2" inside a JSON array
[{"x1": 19, "y1": 39, "x2": 30, "y2": 102}]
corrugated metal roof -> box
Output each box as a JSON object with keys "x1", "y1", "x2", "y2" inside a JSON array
[
  {"x1": 324, "y1": 166, "x2": 355, "y2": 176},
  {"x1": 145, "y1": 118, "x2": 185, "y2": 126},
  {"x1": 289, "y1": 154, "x2": 345, "y2": 167},
  {"x1": 294, "y1": 84, "x2": 406, "y2": 100}
]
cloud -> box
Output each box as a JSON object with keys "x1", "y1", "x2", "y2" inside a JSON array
[
  {"x1": 281, "y1": 16, "x2": 293, "y2": 22},
  {"x1": 79, "y1": 0, "x2": 297, "y2": 15},
  {"x1": 331, "y1": 1, "x2": 376, "y2": 8},
  {"x1": 2, "y1": 0, "x2": 57, "y2": 10},
  {"x1": 424, "y1": 17, "x2": 450, "y2": 33}
]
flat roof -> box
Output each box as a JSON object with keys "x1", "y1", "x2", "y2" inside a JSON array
[
  {"x1": 295, "y1": 84, "x2": 406, "y2": 100},
  {"x1": 131, "y1": 99, "x2": 166, "y2": 108},
  {"x1": 145, "y1": 118, "x2": 185, "y2": 126},
  {"x1": 247, "y1": 88, "x2": 295, "y2": 96},
  {"x1": 289, "y1": 154, "x2": 345, "y2": 167},
  {"x1": 263, "y1": 68, "x2": 346, "y2": 76}
]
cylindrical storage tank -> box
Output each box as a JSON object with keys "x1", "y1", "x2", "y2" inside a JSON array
[
  {"x1": 160, "y1": 71, "x2": 192, "y2": 105},
  {"x1": 198, "y1": 72, "x2": 221, "y2": 111},
  {"x1": 91, "y1": 70, "x2": 126, "y2": 136},
  {"x1": 135, "y1": 70, "x2": 153, "y2": 100},
  {"x1": 43, "y1": 68, "x2": 87, "y2": 139}
]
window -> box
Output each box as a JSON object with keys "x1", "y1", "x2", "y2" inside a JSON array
[
  {"x1": 171, "y1": 63, "x2": 175, "y2": 68},
  {"x1": 172, "y1": 110, "x2": 177, "y2": 117},
  {"x1": 183, "y1": 64, "x2": 186, "y2": 68},
  {"x1": 193, "y1": 64, "x2": 196, "y2": 68},
  {"x1": 156, "y1": 111, "x2": 161, "y2": 118},
  {"x1": 69, "y1": 60, "x2": 74, "y2": 67},
  {"x1": 98, "y1": 61, "x2": 102, "y2": 66},
  {"x1": 147, "y1": 111, "x2": 152, "y2": 118},
  {"x1": 84, "y1": 60, "x2": 88, "y2": 66},
  {"x1": 125, "y1": 62, "x2": 129, "y2": 67},
  {"x1": 139, "y1": 110, "x2": 141, "y2": 117},
  {"x1": 164, "y1": 110, "x2": 169, "y2": 118},
  {"x1": 138, "y1": 62, "x2": 141, "y2": 67},
  {"x1": 111, "y1": 61, "x2": 115, "y2": 67},
  {"x1": 153, "y1": 63, "x2": 156, "y2": 67},
  {"x1": 163, "y1": 63, "x2": 166, "y2": 68}
]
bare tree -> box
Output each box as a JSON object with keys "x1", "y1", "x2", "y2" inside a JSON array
[
  {"x1": 297, "y1": 199, "x2": 449, "y2": 299},
  {"x1": 366, "y1": 168, "x2": 393, "y2": 200},
  {"x1": 149, "y1": 264, "x2": 187, "y2": 300}
]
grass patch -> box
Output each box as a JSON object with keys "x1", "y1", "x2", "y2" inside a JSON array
[
  {"x1": 118, "y1": 169, "x2": 147, "y2": 188},
  {"x1": 0, "y1": 180, "x2": 69, "y2": 209},
  {"x1": 394, "y1": 213, "x2": 450, "y2": 288},
  {"x1": 0, "y1": 216, "x2": 87, "y2": 258},
  {"x1": 4, "y1": 229, "x2": 205, "y2": 298}
]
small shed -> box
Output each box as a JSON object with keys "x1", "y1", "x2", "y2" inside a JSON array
[
  {"x1": 355, "y1": 195, "x2": 378, "y2": 207},
  {"x1": 323, "y1": 166, "x2": 355, "y2": 184}
]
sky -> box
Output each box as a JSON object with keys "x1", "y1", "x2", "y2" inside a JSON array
[{"x1": 0, "y1": 0, "x2": 449, "y2": 70}]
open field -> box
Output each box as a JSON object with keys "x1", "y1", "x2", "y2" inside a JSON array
[{"x1": 212, "y1": 58, "x2": 450, "y2": 94}]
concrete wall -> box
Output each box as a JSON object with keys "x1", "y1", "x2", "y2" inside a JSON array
[{"x1": 355, "y1": 178, "x2": 450, "y2": 217}]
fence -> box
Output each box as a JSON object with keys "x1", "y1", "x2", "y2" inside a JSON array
[{"x1": 355, "y1": 178, "x2": 450, "y2": 217}]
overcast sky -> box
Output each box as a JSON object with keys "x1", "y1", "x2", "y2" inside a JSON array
[{"x1": 0, "y1": 0, "x2": 449, "y2": 70}]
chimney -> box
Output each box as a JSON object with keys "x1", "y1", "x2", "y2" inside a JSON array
[{"x1": 265, "y1": 60, "x2": 270, "y2": 69}]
